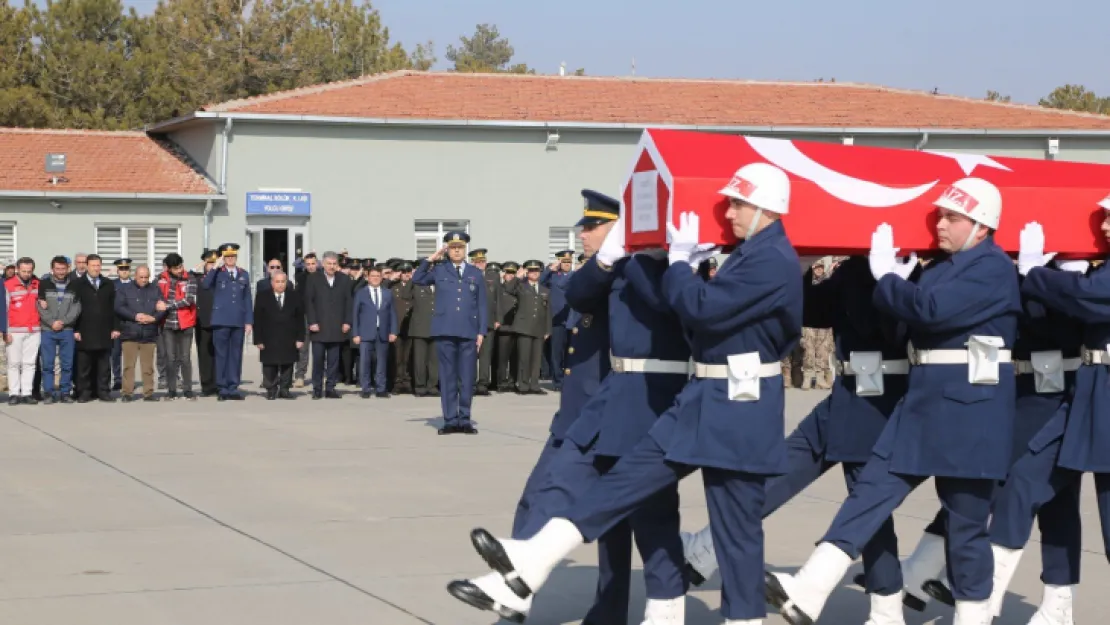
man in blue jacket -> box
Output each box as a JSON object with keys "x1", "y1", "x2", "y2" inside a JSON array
[
  {"x1": 352, "y1": 265, "x2": 398, "y2": 398},
  {"x1": 412, "y1": 231, "x2": 488, "y2": 435},
  {"x1": 201, "y1": 243, "x2": 253, "y2": 401},
  {"x1": 766, "y1": 178, "x2": 1023, "y2": 625},
  {"x1": 541, "y1": 250, "x2": 574, "y2": 391}
]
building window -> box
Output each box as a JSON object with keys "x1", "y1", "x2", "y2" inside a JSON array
[
  {"x1": 95, "y1": 225, "x2": 181, "y2": 272},
  {"x1": 414, "y1": 219, "x2": 469, "y2": 258},
  {"x1": 547, "y1": 226, "x2": 584, "y2": 261},
  {"x1": 0, "y1": 223, "x2": 16, "y2": 265}
]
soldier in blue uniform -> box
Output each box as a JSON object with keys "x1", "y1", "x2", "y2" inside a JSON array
[
  {"x1": 447, "y1": 191, "x2": 616, "y2": 623},
  {"x1": 949, "y1": 213, "x2": 1110, "y2": 624},
  {"x1": 462, "y1": 163, "x2": 802, "y2": 625},
  {"x1": 541, "y1": 250, "x2": 574, "y2": 391},
  {"x1": 109, "y1": 258, "x2": 133, "y2": 391},
  {"x1": 766, "y1": 178, "x2": 1023, "y2": 625},
  {"x1": 412, "y1": 231, "x2": 488, "y2": 435},
  {"x1": 201, "y1": 243, "x2": 253, "y2": 401},
  {"x1": 681, "y1": 254, "x2": 917, "y2": 623}
]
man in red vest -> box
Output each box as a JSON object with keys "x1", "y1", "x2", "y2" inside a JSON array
[
  {"x1": 5, "y1": 257, "x2": 41, "y2": 404},
  {"x1": 157, "y1": 253, "x2": 198, "y2": 400}
]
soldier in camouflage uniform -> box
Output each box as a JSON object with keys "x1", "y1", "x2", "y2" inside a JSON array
[{"x1": 799, "y1": 258, "x2": 836, "y2": 390}]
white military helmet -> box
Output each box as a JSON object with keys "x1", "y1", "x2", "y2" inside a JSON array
[
  {"x1": 718, "y1": 162, "x2": 791, "y2": 215},
  {"x1": 1098, "y1": 193, "x2": 1110, "y2": 210},
  {"x1": 933, "y1": 177, "x2": 1002, "y2": 230}
]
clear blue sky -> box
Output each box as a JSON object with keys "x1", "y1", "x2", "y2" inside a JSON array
[{"x1": 128, "y1": 0, "x2": 1110, "y2": 105}]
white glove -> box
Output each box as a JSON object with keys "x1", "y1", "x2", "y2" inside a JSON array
[
  {"x1": 868, "y1": 223, "x2": 917, "y2": 281},
  {"x1": 596, "y1": 217, "x2": 627, "y2": 266},
  {"x1": 1017, "y1": 222, "x2": 1056, "y2": 276},
  {"x1": 666, "y1": 212, "x2": 702, "y2": 265},
  {"x1": 1056, "y1": 259, "x2": 1090, "y2": 274},
  {"x1": 690, "y1": 245, "x2": 721, "y2": 268}
]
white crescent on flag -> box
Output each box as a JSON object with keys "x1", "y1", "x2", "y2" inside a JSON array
[{"x1": 745, "y1": 136, "x2": 940, "y2": 208}]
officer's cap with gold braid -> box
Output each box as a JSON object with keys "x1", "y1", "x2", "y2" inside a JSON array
[
  {"x1": 468, "y1": 248, "x2": 488, "y2": 261},
  {"x1": 576, "y1": 189, "x2": 620, "y2": 227},
  {"x1": 201, "y1": 249, "x2": 219, "y2": 263},
  {"x1": 218, "y1": 243, "x2": 240, "y2": 257},
  {"x1": 443, "y1": 230, "x2": 470, "y2": 246},
  {"x1": 523, "y1": 259, "x2": 543, "y2": 271},
  {"x1": 114, "y1": 258, "x2": 133, "y2": 270},
  {"x1": 503, "y1": 261, "x2": 520, "y2": 272},
  {"x1": 555, "y1": 249, "x2": 574, "y2": 261}
]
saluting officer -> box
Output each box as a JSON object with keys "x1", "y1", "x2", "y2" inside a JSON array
[
  {"x1": 109, "y1": 258, "x2": 133, "y2": 392},
  {"x1": 409, "y1": 262, "x2": 439, "y2": 397},
  {"x1": 496, "y1": 261, "x2": 520, "y2": 391},
  {"x1": 390, "y1": 261, "x2": 415, "y2": 394},
  {"x1": 193, "y1": 250, "x2": 219, "y2": 396},
  {"x1": 201, "y1": 243, "x2": 253, "y2": 401},
  {"x1": 766, "y1": 178, "x2": 1022, "y2": 625},
  {"x1": 412, "y1": 232, "x2": 488, "y2": 435},
  {"x1": 463, "y1": 164, "x2": 803, "y2": 625},
  {"x1": 448, "y1": 189, "x2": 618, "y2": 623},
  {"x1": 506, "y1": 260, "x2": 551, "y2": 395},
  {"x1": 541, "y1": 250, "x2": 574, "y2": 391},
  {"x1": 470, "y1": 249, "x2": 498, "y2": 395},
  {"x1": 681, "y1": 255, "x2": 919, "y2": 624}
]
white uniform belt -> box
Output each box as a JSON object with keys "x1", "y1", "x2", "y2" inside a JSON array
[
  {"x1": 1013, "y1": 358, "x2": 1082, "y2": 375},
  {"x1": 1081, "y1": 346, "x2": 1110, "y2": 365},
  {"x1": 834, "y1": 358, "x2": 910, "y2": 376},
  {"x1": 610, "y1": 355, "x2": 691, "y2": 375},
  {"x1": 693, "y1": 361, "x2": 780, "y2": 379},
  {"x1": 907, "y1": 347, "x2": 1012, "y2": 365}
]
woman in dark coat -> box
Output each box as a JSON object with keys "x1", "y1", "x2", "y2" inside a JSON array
[{"x1": 253, "y1": 272, "x2": 305, "y2": 399}]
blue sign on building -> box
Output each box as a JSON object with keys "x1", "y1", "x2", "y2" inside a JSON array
[{"x1": 246, "y1": 192, "x2": 311, "y2": 216}]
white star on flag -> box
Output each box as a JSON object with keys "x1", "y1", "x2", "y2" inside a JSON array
[{"x1": 925, "y1": 150, "x2": 1012, "y2": 175}]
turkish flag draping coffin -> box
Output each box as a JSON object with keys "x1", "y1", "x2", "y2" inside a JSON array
[{"x1": 622, "y1": 128, "x2": 1110, "y2": 257}]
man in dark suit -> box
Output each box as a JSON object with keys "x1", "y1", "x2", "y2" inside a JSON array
[
  {"x1": 352, "y1": 264, "x2": 398, "y2": 398},
  {"x1": 304, "y1": 251, "x2": 352, "y2": 399},
  {"x1": 253, "y1": 271, "x2": 304, "y2": 400},
  {"x1": 72, "y1": 254, "x2": 121, "y2": 402},
  {"x1": 256, "y1": 258, "x2": 284, "y2": 294},
  {"x1": 192, "y1": 250, "x2": 219, "y2": 396},
  {"x1": 412, "y1": 231, "x2": 488, "y2": 435},
  {"x1": 507, "y1": 260, "x2": 552, "y2": 394}
]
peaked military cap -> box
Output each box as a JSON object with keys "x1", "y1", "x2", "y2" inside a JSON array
[
  {"x1": 399, "y1": 262, "x2": 414, "y2": 272},
  {"x1": 468, "y1": 248, "x2": 488, "y2": 261},
  {"x1": 362, "y1": 258, "x2": 376, "y2": 270},
  {"x1": 555, "y1": 249, "x2": 575, "y2": 261},
  {"x1": 576, "y1": 189, "x2": 620, "y2": 227},
  {"x1": 201, "y1": 249, "x2": 219, "y2": 262},
  {"x1": 503, "y1": 261, "x2": 520, "y2": 272},
  {"x1": 114, "y1": 258, "x2": 133, "y2": 269},
  {"x1": 218, "y1": 243, "x2": 240, "y2": 256},
  {"x1": 443, "y1": 230, "x2": 470, "y2": 245},
  {"x1": 523, "y1": 259, "x2": 543, "y2": 271},
  {"x1": 487, "y1": 262, "x2": 503, "y2": 273}
]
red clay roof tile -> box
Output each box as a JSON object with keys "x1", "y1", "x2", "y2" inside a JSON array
[
  {"x1": 0, "y1": 128, "x2": 216, "y2": 195},
  {"x1": 204, "y1": 71, "x2": 1110, "y2": 130}
]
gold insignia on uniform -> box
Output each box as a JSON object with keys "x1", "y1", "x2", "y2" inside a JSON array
[{"x1": 582, "y1": 314, "x2": 592, "y2": 328}]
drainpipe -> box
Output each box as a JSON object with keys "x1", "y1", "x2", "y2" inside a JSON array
[
  {"x1": 915, "y1": 132, "x2": 930, "y2": 150},
  {"x1": 219, "y1": 117, "x2": 233, "y2": 193},
  {"x1": 203, "y1": 199, "x2": 213, "y2": 250}
]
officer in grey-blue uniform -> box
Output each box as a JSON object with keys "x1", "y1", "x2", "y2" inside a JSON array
[
  {"x1": 447, "y1": 191, "x2": 616, "y2": 623},
  {"x1": 954, "y1": 214, "x2": 1110, "y2": 623},
  {"x1": 412, "y1": 231, "x2": 488, "y2": 435},
  {"x1": 682, "y1": 255, "x2": 916, "y2": 623},
  {"x1": 201, "y1": 243, "x2": 253, "y2": 401},
  {"x1": 110, "y1": 258, "x2": 133, "y2": 391},
  {"x1": 464, "y1": 163, "x2": 802, "y2": 625},
  {"x1": 766, "y1": 178, "x2": 1022, "y2": 625},
  {"x1": 540, "y1": 250, "x2": 574, "y2": 391}
]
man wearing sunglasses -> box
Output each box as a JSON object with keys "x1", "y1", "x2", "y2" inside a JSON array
[{"x1": 257, "y1": 259, "x2": 287, "y2": 294}]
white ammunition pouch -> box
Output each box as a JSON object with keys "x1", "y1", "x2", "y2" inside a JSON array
[
  {"x1": 966, "y1": 335, "x2": 1006, "y2": 385},
  {"x1": 1029, "y1": 350, "x2": 1066, "y2": 394},
  {"x1": 693, "y1": 352, "x2": 780, "y2": 403},
  {"x1": 848, "y1": 351, "x2": 884, "y2": 397}
]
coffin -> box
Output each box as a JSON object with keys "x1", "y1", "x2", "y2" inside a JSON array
[{"x1": 621, "y1": 129, "x2": 1110, "y2": 258}]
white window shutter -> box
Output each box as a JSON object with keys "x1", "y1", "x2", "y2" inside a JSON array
[
  {"x1": 0, "y1": 224, "x2": 16, "y2": 264},
  {"x1": 96, "y1": 227, "x2": 123, "y2": 263},
  {"x1": 153, "y1": 227, "x2": 180, "y2": 265}
]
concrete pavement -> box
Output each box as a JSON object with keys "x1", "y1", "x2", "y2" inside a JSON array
[{"x1": 0, "y1": 357, "x2": 1104, "y2": 624}]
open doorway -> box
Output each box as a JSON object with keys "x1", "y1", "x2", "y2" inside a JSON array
[{"x1": 262, "y1": 228, "x2": 289, "y2": 273}]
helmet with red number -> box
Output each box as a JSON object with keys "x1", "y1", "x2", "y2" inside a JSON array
[{"x1": 933, "y1": 177, "x2": 1002, "y2": 230}]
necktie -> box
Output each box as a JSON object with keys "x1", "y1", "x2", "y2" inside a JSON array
[
  {"x1": 277, "y1": 293, "x2": 283, "y2": 309},
  {"x1": 457, "y1": 265, "x2": 463, "y2": 279},
  {"x1": 534, "y1": 283, "x2": 538, "y2": 294},
  {"x1": 372, "y1": 288, "x2": 379, "y2": 308}
]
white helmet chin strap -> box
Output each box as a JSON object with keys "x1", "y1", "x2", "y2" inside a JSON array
[
  {"x1": 745, "y1": 208, "x2": 764, "y2": 240},
  {"x1": 959, "y1": 223, "x2": 981, "y2": 252}
]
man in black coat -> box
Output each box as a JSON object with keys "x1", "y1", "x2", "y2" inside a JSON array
[
  {"x1": 192, "y1": 250, "x2": 219, "y2": 396},
  {"x1": 253, "y1": 271, "x2": 305, "y2": 400},
  {"x1": 72, "y1": 254, "x2": 121, "y2": 402},
  {"x1": 304, "y1": 251, "x2": 352, "y2": 399}
]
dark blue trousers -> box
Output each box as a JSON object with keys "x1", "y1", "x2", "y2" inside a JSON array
[
  {"x1": 548, "y1": 326, "x2": 568, "y2": 388},
  {"x1": 311, "y1": 341, "x2": 342, "y2": 392},
  {"x1": 358, "y1": 340, "x2": 388, "y2": 393},
  {"x1": 110, "y1": 337, "x2": 122, "y2": 385},
  {"x1": 990, "y1": 435, "x2": 1109, "y2": 575},
  {"x1": 212, "y1": 326, "x2": 244, "y2": 396},
  {"x1": 762, "y1": 413, "x2": 903, "y2": 595},
  {"x1": 436, "y1": 337, "x2": 476, "y2": 426},
  {"x1": 820, "y1": 452, "x2": 996, "y2": 601},
  {"x1": 565, "y1": 435, "x2": 764, "y2": 620}
]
